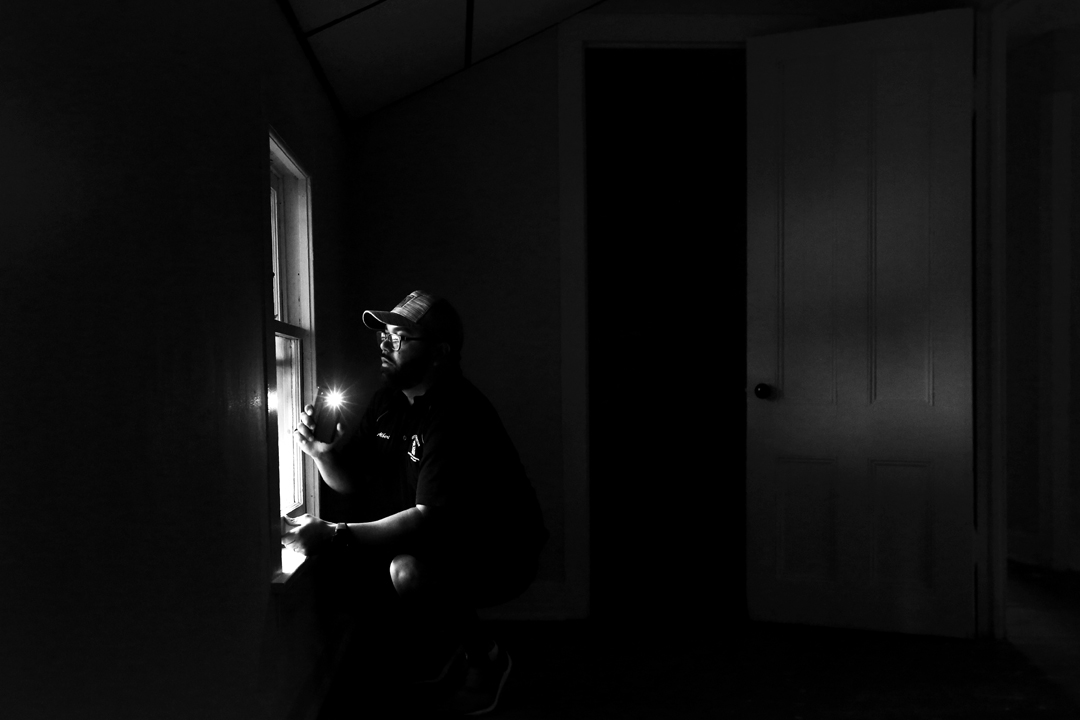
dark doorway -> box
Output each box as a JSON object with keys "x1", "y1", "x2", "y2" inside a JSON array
[{"x1": 585, "y1": 48, "x2": 747, "y2": 625}]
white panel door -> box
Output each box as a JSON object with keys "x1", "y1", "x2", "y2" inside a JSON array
[{"x1": 746, "y1": 9, "x2": 974, "y2": 637}]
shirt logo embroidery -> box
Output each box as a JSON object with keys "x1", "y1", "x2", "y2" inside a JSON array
[
  {"x1": 408, "y1": 434, "x2": 422, "y2": 463},
  {"x1": 377, "y1": 432, "x2": 390, "y2": 440}
]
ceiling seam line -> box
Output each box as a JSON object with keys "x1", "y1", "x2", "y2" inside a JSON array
[
  {"x1": 332, "y1": 0, "x2": 613, "y2": 119},
  {"x1": 364, "y1": 0, "x2": 611, "y2": 119},
  {"x1": 273, "y1": 0, "x2": 350, "y2": 129},
  {"x1": 465, "y1": 0, "x2": 475, "y2": 68},
  {"x1": 304, "y1": 0, "x2": 394, "y2": 38}
]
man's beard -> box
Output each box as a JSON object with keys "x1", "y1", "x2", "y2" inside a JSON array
[{"x1": 381, "y1": 352, "x2": 434, "y2": 390}]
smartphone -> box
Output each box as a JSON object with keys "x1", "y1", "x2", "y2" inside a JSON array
[{"x1": 311, "y1": 386, "x2": 340, "y2": 443}]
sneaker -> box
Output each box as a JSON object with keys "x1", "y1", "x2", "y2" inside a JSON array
[{"x1": 449, "y1": 644, "x2": 512, "y2": 716}]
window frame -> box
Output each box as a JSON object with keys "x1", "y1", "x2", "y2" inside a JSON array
[{"x1": 266, "y1": 129, "x2": 319, "y2": 583}]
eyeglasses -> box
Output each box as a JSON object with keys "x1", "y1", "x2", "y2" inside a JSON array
[{"x1": 377, "y1": 331, "x2": 425, "y2": 352}]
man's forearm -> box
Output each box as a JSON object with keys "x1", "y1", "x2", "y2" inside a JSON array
[
  {"x1": 340, "y1": 506, "x2": 429, "y2": 548},
  {"x1": 314, "y1": 452, "x2": 354, "y2": 495}
]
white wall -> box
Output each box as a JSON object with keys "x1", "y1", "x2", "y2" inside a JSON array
[
  {"x1": 0, "y1": 2, "x2": 353, "y2": 717},
  {"x1": 347, "y1": 27, "x2": 568, "y2": 617}
]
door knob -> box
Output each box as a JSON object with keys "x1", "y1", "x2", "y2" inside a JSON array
[{"x1": 754, "y1": 383, "x2": 776, "y2": 400}]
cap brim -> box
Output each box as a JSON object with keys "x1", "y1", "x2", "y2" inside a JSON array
[{"x1": 362, "y1": 310, "x2": 421, "y2": 332}]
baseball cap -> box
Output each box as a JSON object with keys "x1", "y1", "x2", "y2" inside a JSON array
[{"x1": 362, "y1": 290, "x2": 464, "y2": 352}]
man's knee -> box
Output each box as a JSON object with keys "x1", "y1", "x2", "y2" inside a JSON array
[{"x1": 389, "y1": 554, "x2": 423, "y2": 596}]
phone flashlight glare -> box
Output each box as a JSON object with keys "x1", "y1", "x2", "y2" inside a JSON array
[{"x1": 313, "y1": 385, "x2": 346, "y2": 443}]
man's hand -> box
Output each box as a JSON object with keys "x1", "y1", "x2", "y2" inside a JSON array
[
  {"x1": 281, "y1": 514, "x2": 336, "y2": 556},
  {"x1": 293, "y1": 404, "x2": 345, "y2": 460}
]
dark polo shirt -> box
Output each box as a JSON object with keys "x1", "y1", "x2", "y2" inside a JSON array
[{"x1": 338, "y1": 371, "x2": 548, "y2": 565}]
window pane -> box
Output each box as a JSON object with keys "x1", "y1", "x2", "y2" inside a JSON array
[
  {"x1": 274, "y1": 334, "x2": 304, "y2": 513},
  {"x1": 270, "y1": 183, "x2": 282, "y2": 321}
]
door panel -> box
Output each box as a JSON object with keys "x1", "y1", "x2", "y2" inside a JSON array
[{"x1": 747, "y1": 10, "x2": 974, "y2": 637}]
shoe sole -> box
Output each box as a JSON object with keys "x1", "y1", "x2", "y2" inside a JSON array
[{"x1": 461, "y1": 652, "x2": 512, "y2": 716}]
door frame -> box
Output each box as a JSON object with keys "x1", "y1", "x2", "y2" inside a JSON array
[
  {"x1": 978, "y1": 0, "x2": 1009, "y2": 640},
  {"x1": 557, "y1": 11, "x2": 818, "y2": 621},
  {"x1": 981, "y1": 0, "x2": 1080, "y2": 637},
  {"x1": 559, "y1": 4, "x2": 1006, "y2": 636}
]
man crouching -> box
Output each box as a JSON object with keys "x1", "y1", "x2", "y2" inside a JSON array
[{"x1": 282, "y1": 290, "x2": 548, "y2": 716}]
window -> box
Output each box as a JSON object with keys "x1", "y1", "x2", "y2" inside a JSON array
[{"x1": 267, "y1": 131, "x2": 317, "y2": 580}]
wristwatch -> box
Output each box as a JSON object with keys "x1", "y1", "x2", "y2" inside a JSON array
[{"x1": 331, "y1": 522, "x2": 350, "y2": 546}]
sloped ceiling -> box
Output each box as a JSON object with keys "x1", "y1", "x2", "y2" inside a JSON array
[{"x1": 285, "y1": 0, "x2": 598, "y2": 119}]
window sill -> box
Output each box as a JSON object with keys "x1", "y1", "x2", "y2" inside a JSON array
[{"x1": 271, "y1": 547, "x2": 310, "y2": 592}]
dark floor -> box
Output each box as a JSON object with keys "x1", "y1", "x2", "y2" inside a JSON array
[
  {"x1": 1007, "y1": 560, "x2": 1080, "y2": 709},
  {"x1": 319, "y1": 567, "x2": 1080, "y2": 719},
  {"x1": 487, "y1": 620, "x2": 1076, "y2": 719}
]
